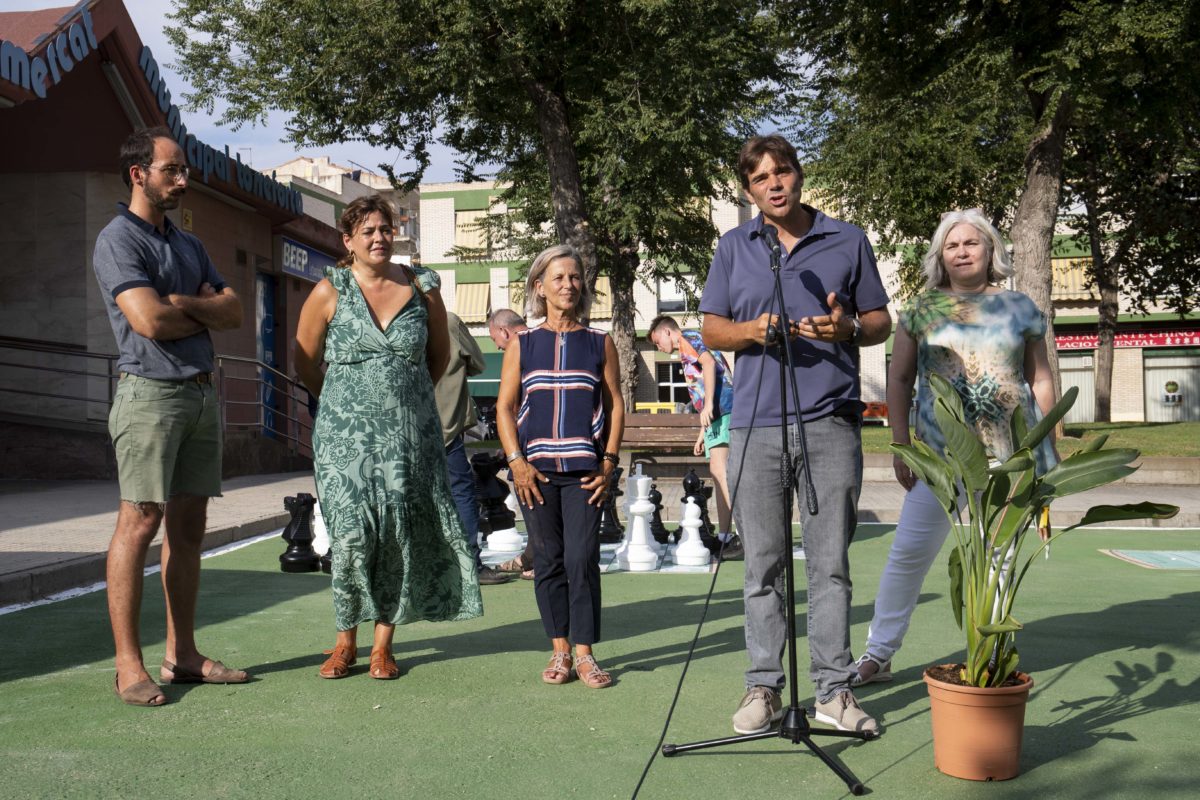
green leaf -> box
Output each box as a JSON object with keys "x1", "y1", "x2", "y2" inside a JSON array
[
  {"x1": 933, "y1": 399, "x2": 989, "y2": 492},
  {"x1": 977, "y1": 615, "x2": 1024, "y2": 635},
  {"x1": 1018, "y1": 386, "x2": 1078, "y2": 451},
  {"x1": 947, "y1": 547, "x2": 965, "y2": 629},
  {"x1": 1062, "y1": 501, "x2": 1180, "y2": 532},
  {"x1": 1039, "y1": 448, "x2": 1141, "y2": 498},
  {"x1": 1077, "y1": 433, "x2": 1111, "y2": 453},
  {"x1": 890, "y1": 441, "x2": 956, "y2": 512},
  {"x1": 1009, "y1": 404, "x2": 1029, "y2": 449}
]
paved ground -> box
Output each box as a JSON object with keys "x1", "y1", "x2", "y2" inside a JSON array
[{"x1": 3, "y1": 458, "x2": 1197, "y2": 606}]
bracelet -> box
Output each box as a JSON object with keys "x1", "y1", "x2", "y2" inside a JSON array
[
  {"x1": 506, "y1": 450, "x2": 524, "y2": 464},
  {"x1": 602, "y1": 452, "x2": 620, "y2": 467}
]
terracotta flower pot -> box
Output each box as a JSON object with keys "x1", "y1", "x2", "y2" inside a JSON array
[{"x1": 923, "y1": 665, "x2": 1033, "y2": 781}]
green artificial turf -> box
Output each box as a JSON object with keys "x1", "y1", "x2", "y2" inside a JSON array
[{"x1": 1, "y1": 526, "x2": 1198, "y2": 799}]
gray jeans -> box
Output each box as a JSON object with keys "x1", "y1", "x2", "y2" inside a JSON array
[{"x1": 728, "y1": 415, "x2": 862, "y2": 702}]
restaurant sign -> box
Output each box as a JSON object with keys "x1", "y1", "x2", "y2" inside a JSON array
[{"x1": 1056, "y1": 330, "x2": 1200, "y2": 350}]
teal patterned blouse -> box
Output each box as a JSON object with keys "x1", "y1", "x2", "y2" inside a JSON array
[{"x1": 900, "y1": 288, "x2": 1056, "y2": 474}]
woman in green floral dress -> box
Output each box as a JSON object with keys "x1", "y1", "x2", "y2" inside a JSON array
[{"x1": 295, "y1": 195, "x2": 482, "y2": 680}]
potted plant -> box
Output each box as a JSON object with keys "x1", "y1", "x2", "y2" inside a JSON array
[{"x1": 890, "y1": 373, "x2": 1178, "y2": 781}]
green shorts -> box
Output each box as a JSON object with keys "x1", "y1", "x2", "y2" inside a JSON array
[
  {"x1": 703, "y1": 413, "x2": 731, "y2": 458},
  {"x1": 108, "y1": 374, "x2": 223, "y2": 504}
]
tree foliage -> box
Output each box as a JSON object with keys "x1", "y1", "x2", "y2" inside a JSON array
[
  {"x1": 784, "y1": 0, "x2": 1199, "y2": 301},
  {"x1": 167, "y1": 0, "x2": 790, "y2": 405}
]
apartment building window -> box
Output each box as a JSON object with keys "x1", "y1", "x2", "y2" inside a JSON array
[
  {"x1": 655, "y1": 360, "x2": 690, "y2": 405},
  {"x1": 658, "y1": 277, "x2": 687, "y2": 313}
]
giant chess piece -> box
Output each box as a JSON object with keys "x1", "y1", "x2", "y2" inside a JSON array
[
  {"x1": 674, "y1": 468, "x2": 717, "y2": 551},
  {"x1": 616, "y1": 464, "x2": 660, "y2": 571},
  {"x1": 472, "y1": 451, "x2": 523, "y2": 552},
  {"x1": 280, "y1": 493, "x2": 321, "y2": 573},
  {"x1": 673, "y1": 497, "x2": 711, "y2": 567},
  {"x1": 648, "y1": 482, "x2": 671, "y2": 544},
  {"x1": 312, "y1": 497, "x2": 333, "y2": 574},
  {"x1": 598, "y1": 465, "x2": 625, "y2": 544}
]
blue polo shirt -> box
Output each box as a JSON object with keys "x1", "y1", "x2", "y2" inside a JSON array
[
  {"x1": 93, "y1": 204, "x2": 227, "y2": 380},
  {"x1": 699, "y1": 207, "x2": 889, "y2": 427}
]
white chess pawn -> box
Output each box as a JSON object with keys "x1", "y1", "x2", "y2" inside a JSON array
[
  {"x1": 618, "y1": 468, "x2": 660, "y2": 572},
  {"x1": 486, "y1": 484, "x2": 525, "y2": 553},
  {"x1": 674, "y1": 497, "x2": 711, "y2": 567}
]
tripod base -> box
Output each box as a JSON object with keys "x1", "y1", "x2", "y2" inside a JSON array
[{"x1": 662, "y1": 706, "x2": 875, "y2": 795}]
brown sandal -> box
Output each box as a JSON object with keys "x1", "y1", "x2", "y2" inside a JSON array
[
  {"x1": 319, "y1": 644, "x2": 357, "y2": 679},
  {"x1": 369, "y1": 649, "x2": 400, "y2": 680},
  {"x1": 161, "y1": 659, "x2": 249, "y2": 685},
  {"x1": 114, "y1": 675, "x2": 167, "y2": 707},
  {"x1": 575, "y1": 654, "x2": 613, "y2": 689},
  {"x1": 497, "y1": 555, "x2": 527, "y2": 574},
  {"x1": 542, "y1": 651, "x2": 573, "y2": 684}
]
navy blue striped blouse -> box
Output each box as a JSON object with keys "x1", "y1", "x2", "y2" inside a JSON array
[{"x1": 516, "y1": 326, "x2": 607, "y2": 473}]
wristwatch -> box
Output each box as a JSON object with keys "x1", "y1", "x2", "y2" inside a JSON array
[
  {"x1": 602, "y1": 452, "x2": 620, "y2": 467},
  {"x1": 849, "y1": 317, "x2": 863, "y2": 345}
]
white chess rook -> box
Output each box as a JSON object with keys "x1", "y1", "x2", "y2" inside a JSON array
[
  {"x1": 617, "y1": 465, "x2": 659, "y2": 571},
  {"x1": 674, "y1": 497, "x2": 711, "y2": 567}
]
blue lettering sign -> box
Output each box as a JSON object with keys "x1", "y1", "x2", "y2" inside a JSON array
[{"x1": 281, "y1": 237, "x2": 336, "y2": 284}]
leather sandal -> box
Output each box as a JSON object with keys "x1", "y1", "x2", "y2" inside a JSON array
[
  {"x1": 114, "y1": 675, "x2": 167, "y2": 707},
  {"x1": 574, "y1": 654, "x2": 613, "y2": 689},
  {"x1": 161, "y1": 659, "x2": 249, "y2": 685},
  {"x1": 542, "y1": 651, "x2": 573, "y2": 685},
  {"x1": 496, "y1": 555, "x2": 527, "y2": 574},
  {"x1": 369, "y1": 648, "x2": 400, "y2": 680},
  {"x1": 319, "y1": 644, "x2": 357, "y2": 679}
]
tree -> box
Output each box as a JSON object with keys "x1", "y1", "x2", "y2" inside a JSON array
[
  {"x1": 168, "y1": 0, "x2": 790, "y2": 407},
  {"x1": 784, "y1": 0, "x2": 1199, "y2": 399}
]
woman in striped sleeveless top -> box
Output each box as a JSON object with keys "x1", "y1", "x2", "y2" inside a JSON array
[{"x1": 496, "y1": 244, "x2": 625, "y2": 688}]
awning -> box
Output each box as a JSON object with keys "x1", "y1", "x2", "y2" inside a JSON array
[
  {"x1": 455, "y1": 282, "x2": 490, "y2": 323},
  {"x1": 590, "y1": 276, "x2": 612, "y2": 320}
]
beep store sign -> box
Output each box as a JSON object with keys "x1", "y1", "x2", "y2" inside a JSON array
[
  {"x1": 0, "y1": 7, "x2": 98, "y2": 99},
  {"x1": 281, "y1": 237, "x2": 336, "y2": 284}
]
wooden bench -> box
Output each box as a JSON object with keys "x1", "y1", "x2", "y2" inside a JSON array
[{"x1": 623, "y1": 413, "x2": 702, "y2": 455}]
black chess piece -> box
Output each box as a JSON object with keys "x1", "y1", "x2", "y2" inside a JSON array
[
  {"x1": 320, "y1": 549, "x2": 332, "y2": 574},
  {"x1": 280, "y1": 493, "x2": 321, "y2": 573},
  {"x1": 471, "y1": 451, "x2": 517, "y2": 544},
  {"x1": 598, "y1": 465, "x2": 624, "y2": 544},
  {"x1": 648, "y1": 482, "x2": 671, "y2": 544}
]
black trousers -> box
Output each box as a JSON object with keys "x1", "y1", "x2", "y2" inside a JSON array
[{"x1": 523, "y1": 471, "x2": 602, "y2": 645}]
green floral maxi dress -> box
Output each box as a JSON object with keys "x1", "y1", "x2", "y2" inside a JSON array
[{"x1": 313, "y1": 266, "x2": 483, "y2": 630}]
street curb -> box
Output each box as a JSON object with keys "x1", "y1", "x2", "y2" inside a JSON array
[{"x1": 0, "y1": 513, "x2": 289, "y2": 607}]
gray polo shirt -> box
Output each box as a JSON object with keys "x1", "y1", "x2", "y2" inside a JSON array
[
  {"x1": 93, "y1": 204, "x2": 226, "y2": 380},
  {"x1": 699, "y1": 207, "x2": 890, "y2": 427}
]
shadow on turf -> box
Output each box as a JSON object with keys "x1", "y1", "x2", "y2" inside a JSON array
[
  {"x1": 0, "y1": 566, "x2": 330, "y2": 685},
  {"x1": 847, "y1": 591, "x2": 1200, "y2": 773}
]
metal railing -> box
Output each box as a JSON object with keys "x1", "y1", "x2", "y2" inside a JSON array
[
  {"x1": 215, "y1": 354, "x2": 314, "y2": 458},
  {"x1": 0, "y1": 339, "x2": 118, "y2": 423},
  {"x1": 0, "y1": 339, "x2": 312, "y2": 457}
]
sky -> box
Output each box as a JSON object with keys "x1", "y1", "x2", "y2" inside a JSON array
[{"x1": 4, "y1": 0, "x2": 464, "y2": 181}]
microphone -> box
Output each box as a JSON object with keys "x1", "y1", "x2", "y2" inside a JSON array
[{"x1": 751, "y1": 224, "x2": 782, "y2": 256}]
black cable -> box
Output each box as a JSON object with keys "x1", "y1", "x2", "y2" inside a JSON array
[{"x1": 631, "y1": 233, "x2": 805, "y2": 798}]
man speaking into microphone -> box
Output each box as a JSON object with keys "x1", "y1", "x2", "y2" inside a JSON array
[{"x1": 700, "y1": 135, "x2": 891, "y2": 736}]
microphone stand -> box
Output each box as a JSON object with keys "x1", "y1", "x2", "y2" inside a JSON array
[{"x1": 661, "y1": 227, "x2": 874, "y2": 795}]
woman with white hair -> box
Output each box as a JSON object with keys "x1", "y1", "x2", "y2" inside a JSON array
[
  {"x1": 495, "y1": 244, "x2": 625, "y2": 688},
  {"x1": 853, "y1": 209, "x2": 1058, "y2": 686}
]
